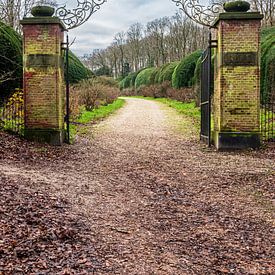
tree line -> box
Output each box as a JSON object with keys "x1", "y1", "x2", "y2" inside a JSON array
[
  {"x1": 83, "y1": 0, "x2": 274, "y2": 78},
  {"x1": 82, "y1": 12, "x2": 208, "y2": 78}
]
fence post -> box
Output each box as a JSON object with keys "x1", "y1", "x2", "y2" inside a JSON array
[
  {"x1": 212, "y1": 11, "x2": 263, "y2": 150},
  {"x1": 20, "y1": 11, "x2": 66, "y2": 145}
]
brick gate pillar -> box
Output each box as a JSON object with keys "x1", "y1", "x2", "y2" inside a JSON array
[
  {"x1": 212, "y1": 11, "x2": 263, "y2": 150},
  {"x1": 21, "y1": 14, "x2": 66, "y2": 145}
]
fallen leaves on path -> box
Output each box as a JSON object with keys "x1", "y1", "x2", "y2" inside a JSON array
[{"x1": 0, "y1": 99, "x2": 274, "y2": 274}]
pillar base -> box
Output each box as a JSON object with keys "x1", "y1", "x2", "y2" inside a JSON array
[
  {"x1": 24, "y1": 128, "x2": 64, "y2": 146},
  {"x1": 212, "y1": 131, "x2": 261, "y2": 150}
]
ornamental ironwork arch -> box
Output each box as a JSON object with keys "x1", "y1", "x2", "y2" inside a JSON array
[
  {"x1": 55, "y1": 0, "x2": 224, "y2": 30},
  {"x1": 172, "y1": 0, "x2": 224, "y2": 27},
  {"x1": 55, "y1": 0, "x2": 107, "y2": 30}
]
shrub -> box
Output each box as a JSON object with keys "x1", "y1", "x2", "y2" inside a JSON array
[
  {"x1": 160, "y1": 61, "x2": 179, "y2": 83},
  {"x1": 172, "y1": 50, "x2": 202, "y2": 89},
  {"x1": 261, "y1": 27, "x2": 275, "y2": 103},
  {"x1": 166, "y1": 87, "x2": 195, "y2": 103},
  {"x1": 69, "y1": 87, "x2": 81, "y2": 119},
  {"x1": 94, "y1": 76, "x2": 118, "y2": 88},
  {"x1": 75, "y1": 78, "x2": 119, "y2": 111},
  {"x1": 155, "y1": 63, "x2": 170, "y2": 84},
  {"x1": 0, "y1": 22, "x2": 22, "y2": 103},
  {"x1": 121, "y1": 72, "x2": 136, "y2": 89},
  {"x1": 67, "y1": 51, "x2": 93, "y2": 83},
  {"x1": 135, "y1": 67, "x2": 156, "y2": 88}
]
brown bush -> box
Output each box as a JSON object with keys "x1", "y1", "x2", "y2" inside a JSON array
[
  {"x1": 120, "y1": 88, "x2": 136, "y2": 97},
  {"x1": 166, "y1": 87, "x2": 195, "y2": 103},
  {"x1": 133, "y1": 81, "x2": 196, "y2": 103},
  {"x1": 71, "y1": 78, "x2": 120, "y2": 112},
  {"x1": 104, "y1": 86, "x2": 120, "y2": 105},
  {"x1": 69, "y1": 87, "x2": 81, "y2": 119}
]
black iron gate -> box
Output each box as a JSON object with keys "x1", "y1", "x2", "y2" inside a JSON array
[
  {"x1": 261, "y1": 91, "x2": 275, "y2": 142},
  {"x1": 200, "y1": 33, "x2": 215, "y2": 147}
]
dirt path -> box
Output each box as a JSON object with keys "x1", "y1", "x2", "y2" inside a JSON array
[{"x1": 0, "y1": 98, "x2": 274, "y2": 274}]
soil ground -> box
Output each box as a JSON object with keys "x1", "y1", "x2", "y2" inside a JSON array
[{"x1": 0, "y1": 98, "x2": 274, "y2": 274}]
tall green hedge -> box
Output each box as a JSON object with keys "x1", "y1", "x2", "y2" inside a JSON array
[
  {"x1": 67, "y1": 51, "x2": 93, "y2": 83},
  {"x1": 172, "y1": 50, "x2": 202, "y2": 89},
  {"x1": 260, "y1": 26, "x2": 275, "y2": 103},
  {"x1": 135, "y1": 68, "x2": 156, "y2": 88},
  {"x1": 160, "y1": 61, "x2": 179, "y2": 83},
  {"x1": 155, "y1": 63, "x2": 170, "y2": 84},
  {"x1": 0, "y1": 21, "x2": 22, "y2": 102}
]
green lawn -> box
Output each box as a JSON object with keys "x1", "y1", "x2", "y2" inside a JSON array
[{"x1": 69, "y1": 98, "x2": 125, "y2": 141}]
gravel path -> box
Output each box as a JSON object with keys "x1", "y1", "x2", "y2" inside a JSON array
[{"x1": 0, "y1": 98, "x2": 274, "y2": 274}]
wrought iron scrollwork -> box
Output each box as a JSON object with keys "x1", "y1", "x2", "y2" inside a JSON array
[
  {"x1": 172, "y1": 0, "x2": 224, "y2": 27},
  {"x1": 55, "y1": 0, "x2": 107, "y2": 30}
]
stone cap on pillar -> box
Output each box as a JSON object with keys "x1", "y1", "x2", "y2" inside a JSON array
[
  {"x1": 213, "y1": 12, "x2": 264, "y2": 27},
  {"x1": 20, "y1": 16, "x2": 66, "y2": 31}
]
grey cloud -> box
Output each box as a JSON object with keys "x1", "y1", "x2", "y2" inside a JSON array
[{"x1": 68, "y1": 0, "x2": 179, "y2": 56}]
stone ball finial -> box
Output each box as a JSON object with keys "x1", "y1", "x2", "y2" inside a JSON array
[{"x1": 223, "y1": 1, "x2": 251, "y2": 12}]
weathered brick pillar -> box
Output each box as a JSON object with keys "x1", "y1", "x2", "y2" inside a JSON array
[
  {"x1": 21, "y1": 16, "x2": 65, "y2": 145},
  {"x1": 212, "y1": 12, "x2": 263, "y2": 150}
]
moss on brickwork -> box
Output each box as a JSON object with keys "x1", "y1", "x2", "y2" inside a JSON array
[{"x1": 213, "y1": 17, "x2": 261, "y2": 138}]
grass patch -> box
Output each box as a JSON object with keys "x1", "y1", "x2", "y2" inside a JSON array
[{"x1": 70, "y1": 98, "x2": 125, "y2": 141}]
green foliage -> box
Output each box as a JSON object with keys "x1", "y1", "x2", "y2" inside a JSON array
[
  {"x1": 135, "y1": 67, "x2": 156, "y2": 88},
  {"x1": 121, "y1": 72, "x2": 137, "y2": 89},
  {"x1": 77, "y1": 98, "x2": 125, "y2": 124},
  {"x1": 119, "y1": 69, "x2": 146, "y2": 90},
  {"x1": 94, "y1": 65, "x2": 112, "y2": 77},
  {"x1": 66, "y1": 51, "x2": 93, "y2": 83},
  {"x1": 261, "y1": 27, "x2": 275, "y2": 103},
  {"x1": 160, "y1": 61, "x2": 179, "y2": 83},
  {"x1": 70, "y1": 98, "x2": 125, "y2": 141},
  {"x1": 155, "y1": 63, "x2": 170, "y2": 84},
  {"x1": 172, "y1": 50, "x2": 202, "y2": 89},
  {"x1": 0, "y1": 21, "x2": 22, "y2": 102},
  {"x1": 148, "y1": 67, "x2": 160, "y2": 85},
  {"x1": 193, "y1": 56, "x2": 202, "y2": 87}
]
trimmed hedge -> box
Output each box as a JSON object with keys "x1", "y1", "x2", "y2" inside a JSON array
[
  {"x1": 119, "y1": 70, "x2": 144, "y2": 90},
  {"x1": 160, "y1": 61, "x2": 179, "y2": 83},
  {"x1": 150, "y1": 67, "x2": 160, "y2": 85},
  {"x1": 260, "y1": 26, "x2": 275, "y2": 103},
  {"x1": 135, "y1": 67, "x2": 156, "y2": 88},
  {"x1": 67, "y1": 51, "x2": 93, "y2": 83},
  {"x1": 155, "y1": 63, "x2": 170, "y2": 84},
  {"x1": 172, "y1": 50, "x2": 202, "y2": 89},
  {"x1": 0, "y1": 21, "x2": 22, "y2": 102}
]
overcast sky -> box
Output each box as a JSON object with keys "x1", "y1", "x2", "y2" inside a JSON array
[{"x1": 66, "y1": 0, "x2": 180, "y2": 56}]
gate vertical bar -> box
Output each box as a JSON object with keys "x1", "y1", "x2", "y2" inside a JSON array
[
  {"x1": 65, "y1": 34, "x2": 70, "y2": 144},
  {"x1": 207, "y1": 32, "x2": 212, "y2": 147},
  {"x1": 200, "y1": 31, "x2": 212, "y2": 147}
]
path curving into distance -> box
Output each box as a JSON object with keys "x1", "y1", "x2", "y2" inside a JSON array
[{"x1": 0, "y1": 98, "x2": 274, "y2": 274}]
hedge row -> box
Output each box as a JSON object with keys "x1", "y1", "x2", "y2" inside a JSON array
[
  {"x1": 260, "y1": 26, "x2": 275, "y2": 102},
  {"x1": 66, "y1": 51, "x2": 93, "y2": 84},
  {"x1": 172, "y1": 50, "x2": 202, "y2": 89},
  {"x1": 0, "y1": 22, "x2": 22, "y2": 102},
  {"x1": 0, "y1": 21, "x2": 92, "y2": 102},
  {"x1": 119, "y1": 51, "x2": 200, "y2": 90}
]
